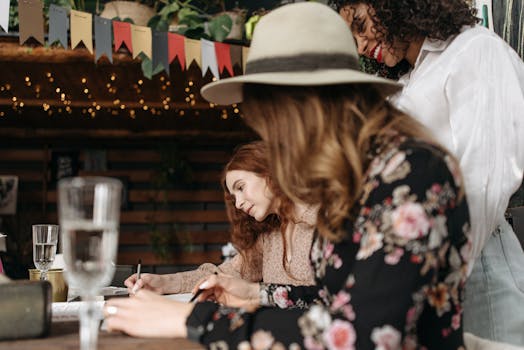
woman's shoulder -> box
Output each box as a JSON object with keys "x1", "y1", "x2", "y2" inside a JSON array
[{"x1": 367, "y1": 137, "x2": 463, "y2": 193}]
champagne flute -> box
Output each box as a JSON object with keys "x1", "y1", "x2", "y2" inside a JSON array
[
  {"x1": 32, "y1": 224, "x2": 59, "y2": 281},
  {"x1": 58, "y1": 177, "x2": 122, "y2": 350}
]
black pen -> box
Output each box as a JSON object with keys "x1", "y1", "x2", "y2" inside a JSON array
[{"x1": 189, "y1": 271, "x2": 217, "y2": 303}]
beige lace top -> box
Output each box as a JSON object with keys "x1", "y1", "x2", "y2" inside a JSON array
[{"x1": 165, "y1": 204, "x2": 317, "y2": 293}]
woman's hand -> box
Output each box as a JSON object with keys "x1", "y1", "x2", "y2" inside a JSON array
[
  {"x1": 193, "y1": 273, "x2": 260, "y2": 312},
  {"x1": 124, "y1": 273, "x2": 167, "y2": 294},
  {"x1": 104, "y1": 289, "x2": 193, "y2": 338}
]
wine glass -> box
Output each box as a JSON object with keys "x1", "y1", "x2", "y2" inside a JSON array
[
  {"x1": 58, "y1": 177, "x2": 122, "y2": 350},
  {"x1": 32, "y1": 224, "x2": 59, "y2": 281}
]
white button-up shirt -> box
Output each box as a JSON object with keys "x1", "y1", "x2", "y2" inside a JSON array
[{"x1": 392, "y1": 26, "x2": 524, "y2": 269}]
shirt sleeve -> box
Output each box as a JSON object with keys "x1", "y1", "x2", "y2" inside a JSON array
[
  {"x1": 165, "y1": 255, "x2": 246, "y2": 294},
  {"x1": 166, "y1": 237, "x2": 266, "y2": 293},
  {"x1": 259, "y1": 283, "x2": 321, "y2": 309},
  {"x1": 186, "y1": 146, "x2": 471, "y2": 350},
  {"x1": 445, "y1": 32, "x2": 524, "y2": 262}
]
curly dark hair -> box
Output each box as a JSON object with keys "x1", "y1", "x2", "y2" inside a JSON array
[
  {"x1": 221, "y1": 141, "x2": 295, "y2": 278},
  {"x1": 329, "y1": 0, "x2": 478, "y2": 78}
]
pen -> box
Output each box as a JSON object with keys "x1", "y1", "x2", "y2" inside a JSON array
[
  {"x1": 189, "y1": 288, "x2": 204, "y2": 303},
  {"x1": 132, "y1": 259, "x2": 141, "y2": 294},
  {"x1": 136, "y1": 258, "x2": 141, "y2": 281},
  {"x1": 189, "y1": 271, "x2": 217, "y2": 303}
]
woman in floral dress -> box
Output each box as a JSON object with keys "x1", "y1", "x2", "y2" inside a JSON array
[{"x1": 104, "y1": 3, "x2": 471, "y2": 349}]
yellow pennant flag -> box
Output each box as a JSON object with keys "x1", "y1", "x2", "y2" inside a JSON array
[
  {"x1": 131, "y1": 24, "x2": 152, "y2": 59},
  {"x1": 242, "y1": 46, "x2": 250, "y2": 74},
  {"x1": 185, "y1": 38, "x2": 201, "y2": 69},
  {"x1": 70, "y1": 10, "x2": 93, "y2": 53}
]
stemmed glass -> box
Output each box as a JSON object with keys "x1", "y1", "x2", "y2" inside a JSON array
[
  {"x1": 58, "y1": 177, "x2": 122, "y2": 350},
  {"x1": 32, "y1": 224, "x2": 59, "y2": 281}
]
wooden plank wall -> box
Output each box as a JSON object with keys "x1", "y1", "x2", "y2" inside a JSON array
[{"x1": 0, "y1": 140, "x2": 244, "y2": 273}]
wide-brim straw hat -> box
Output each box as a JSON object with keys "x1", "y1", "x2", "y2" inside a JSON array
[{"x1": 201, "y1": 2, "x2": 401, "y2": 105}]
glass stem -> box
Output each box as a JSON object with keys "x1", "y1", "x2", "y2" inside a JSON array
[
  {"x1": 79, "y1": 294, "x2": 100, "y2": 350},
  {"x1": 40, "y1": 270, "x2": 47, "y2": 281}
]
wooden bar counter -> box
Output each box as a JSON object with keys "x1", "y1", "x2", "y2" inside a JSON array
[{"x1": 0, "y1": 321, "x2": 203, "y2": 350}]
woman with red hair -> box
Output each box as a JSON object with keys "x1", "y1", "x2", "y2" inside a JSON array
[{"x1": 125, "y1": 141, "x2": 316, "y2": 298}]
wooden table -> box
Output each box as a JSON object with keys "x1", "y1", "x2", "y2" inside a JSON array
[{"x1": 0, "y1": 321, "x2": 203, "y2": 350}]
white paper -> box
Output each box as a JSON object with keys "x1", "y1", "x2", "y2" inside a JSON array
[{"x1": 52, "y1": 300, "x2": 105, "y2": 322}]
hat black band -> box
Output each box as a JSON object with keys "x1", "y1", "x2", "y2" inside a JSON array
[{"x1": 245, "y1": 53, "x2": 360, "y2": 74}]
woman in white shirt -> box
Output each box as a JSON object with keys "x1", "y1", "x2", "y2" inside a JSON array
[{"x1": 332, "y1": 0, "x2": 524, "y2": 345}]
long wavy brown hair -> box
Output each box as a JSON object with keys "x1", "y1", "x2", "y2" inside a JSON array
[
  {"x1": 242, "y1": 83, "x2": 437, "y2": 241},
  {"x1": 221, "y1": 141, "x2": 294, "y2": 277}
]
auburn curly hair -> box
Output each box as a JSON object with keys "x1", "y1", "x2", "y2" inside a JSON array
[
  {"x1": 329, "y1": 0, "x2": 478, "y2": 77},
  {"x1": 221, "y1": 141, "x2": 294, "y2": 277}
]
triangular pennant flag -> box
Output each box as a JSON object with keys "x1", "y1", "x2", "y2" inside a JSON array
[
  {"x1": 94, "y1": 15, "x2": 113, "y2": 63},
  {"x1": 153, "y1": 31, "x2": 169, "y2": 75},
  {"x1": 130, "y1": 24, "x2": 152, "y2": 59},
  {"x1": 0, "y1": 0, "x2": 10, "y2": 32},
  {"x1": 167, "y1": 32, "x2": 185, "y2": 70},
  {"x1": 18, "y1": 0, "x2": 45, "y2": 45},
  {"x1": 184, "y1": 38, "x2": 201, "y2": 69},
  {"x1": 201, "y1": 39, "x2": 219, "y2": 79},
  {"x1": 242, "y1": 46, "x2": 250, "y2": 74},
  {"x1": 70, "y1": 10, "x2": 93, "y2": 53},
  {"x1": 214, "y1": 42, "x2": 233, "y2": 77},
  {"x1": 48, "y1": 4, "x2": 68, "y2": 48},
  {"x1": 113, "y1": 21, "x2": 133, "y2": 53},
  {"x1": 230, "y1": 44, "x2": 242, "y2": 73}
]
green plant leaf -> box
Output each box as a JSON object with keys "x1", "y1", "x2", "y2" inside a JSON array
[
  {"x1": 157, "y1": 2, "x2": 180, "y2": 19},
  {"x1": 140, "y1": 54, "x2": 165, "y2": 79},
  {"x1": 177, "y1": 7, "x2": 205, "y2": 27},
  {"x1": 208, "y1": 13, "x2": 232, "y2": 42}
]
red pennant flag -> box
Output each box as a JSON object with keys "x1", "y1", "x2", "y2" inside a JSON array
[
  {"x1": 113, "y1": 21, "x2": 133, "y2": 53},
  {"x1": 214, "y1": 42, "x2": 233, "y2": 77},
  {"x1": 167, "y1": 32, "x2": 185, "y2": 70}
]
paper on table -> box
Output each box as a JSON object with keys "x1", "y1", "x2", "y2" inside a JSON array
[
  {"x1": 52, "y1": 300, "x2": 105, "y2": 322},
  {"x1": 68, "y1": 286, "x2": 129, "y2": 301}
]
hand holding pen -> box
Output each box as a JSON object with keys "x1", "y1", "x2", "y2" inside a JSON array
[
  {"x1": 131, "y1": 259, "x2": 141, "y2": 294},
  {"x1": 124, "y1": 263, "x2": 167, "y2": 295}
]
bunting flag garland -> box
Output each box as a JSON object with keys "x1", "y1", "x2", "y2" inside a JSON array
[
  {"x1": 0, "y1": 0, "x2": 10, "y2": 33},
  {"x1": 18, "y1": 0, "x2": 44, "y2": 45},
  {"x1": 48, "y1": 4, "x2": 68, "y2": 48},
  {"x1": 214, "y1": 42, "x2": 233, "y2": 76},
  {"x1": 153, "y1": 31, "x2": 169, "y2": 74},
  {"x1": 168, "y1": 32, "x2": 185, "y2": 70},
  {"x1": 185, "y1": 38, "x2": 201, "y2": 69},
  {"x1": 9, "y1": 2, "x2": 253, "y2": 80},
  {"x1": 70, "y1": 10, "x2": 93, "y2": 53},
  {"x1": 242, "y1": 46, "x2": 250, "y2": 74},
  {"x1": 229, "y1": 44, "x2": 242, "y2": 74},
  {"x1": 131, "y1": 24, "x2": 152, "y2": 59},
  {"x1": 201, "y1": 39, "x2": 219, "y2": 79},
  {"x1": 113, "y1": 21, "x2": 133, "y2": 53},
  {"x1": 94, "y1": 16, "x2": 113, "y2": 63}
]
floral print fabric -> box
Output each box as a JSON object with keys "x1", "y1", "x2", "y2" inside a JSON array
[{"x1": 189, "y1": 139, "x2": 471, "y2": 350}]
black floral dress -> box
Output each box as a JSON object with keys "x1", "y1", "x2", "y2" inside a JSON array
[{"x1": 186, "y1": 139, "x2": 471, "y2": 350}]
